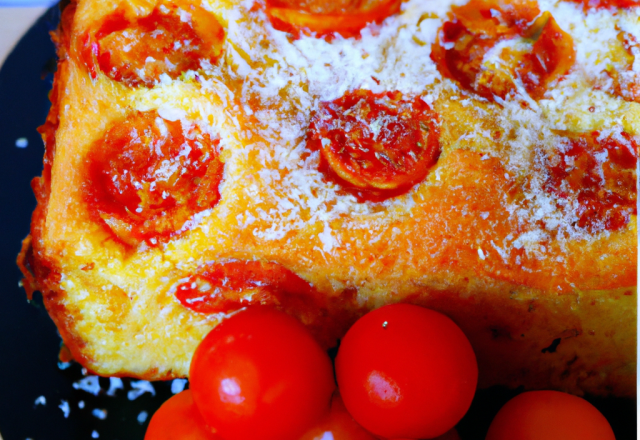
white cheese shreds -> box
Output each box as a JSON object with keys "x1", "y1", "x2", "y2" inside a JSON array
[
  {"x1": 158, "y1": 105, "x2": 187, "y2": 121},
  {"x1": 188, "y1": 0, "x2": 639, "y2": 260},
  {"x1": 92, "y1": 409, "x2": 108, "y2": 420},
  {"x1": 72, "y1": 376, "x2": 101, "y2": 396},
  {"x1": 58, "y1": 400, "x2": 70, "y2": 418},
  {"x1": 127, "y1": 380, "x2": 156, "y2": 400}
]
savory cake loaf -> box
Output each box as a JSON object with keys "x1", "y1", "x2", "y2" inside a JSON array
[{"x1": 18, "y1": 0, "x2": 638, "y2": 397}]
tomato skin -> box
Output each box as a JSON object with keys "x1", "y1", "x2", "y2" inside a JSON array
[
  {"x1": 335, "y1": 304, "x2": 478, "y2": 439},
  {"x1": 266, "y1": 0, "x2": 401, "y2": 38},
  {"x1": 308, "y1": 90, "x2": 440, "y2": 202},
  {"x1": 486, "y1": 390, "x2": 615, "y2": 440},
  {"x1": 542, "y1": 132, "x2": 637, "y2": 233},
  {"x1": 567, "y1": 0, "x2": 640, "y2": 9},
  {"x1": 144, "y1": 390, "x2": 219, "y2": 440},
  {"x1": 84, "y1": 110, "x2": 223, "y2": 245},
  {"x1": 190, "y1": 308, "x2": 336, "y2": 440},
  {"x1": 299, "y1": 392, "x2": 378, "y2": 440},
  {"x1": 391, "y1": 427, "x2": 461, "y2": 440},
  {"x1": 431, "y1": 0, "x2": 574, "y2": 101},
  {"x1": 79, "y1": 1, "x2": 225, "y2": 87},
  {"x1": 433, "y1": 428, "x2": 461, "y2": 440}
]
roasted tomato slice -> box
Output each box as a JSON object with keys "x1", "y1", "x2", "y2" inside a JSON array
[
  {"x1": 307, "y1": 90, "x2": 440, "y2": 202},
  {"x1": 431, "y1": 0, "x2": 575, "y2": 101},
  {"x1": 79, "y1": 1, "x2": 224, "y2": 87},
  {"x1": 564, "y1": 0, "x2": 639, "y2": 9},
  {"x1": 84, "y1": 110, "x2": 224, "y2": 245},
  {"x1": 603, "y1": 30, "x2": 640, "y2": 103},
  {"x1": 266, "y1": 0, "x2": 401, "y2": 38},
  {"x1": 174, "y1": 260, "x2": 362, "y2": 348},
  {"x1": 542, "y1": 132, "x2": 637, "y2": 233},
  {"x1": 175, "y1": 260, "x2": 320, "y2": 315}
]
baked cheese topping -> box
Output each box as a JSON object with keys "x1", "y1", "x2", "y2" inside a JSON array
[
  {"x1": 26, "y1": 0, "x2": 638, "y2": 381},
  {"x1": 66, "y1": 0, "x2": 639, "y2": 296}
]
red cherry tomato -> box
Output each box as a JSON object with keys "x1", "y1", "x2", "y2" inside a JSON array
[
  {"x1": 190, "y1": 308, "x2": 336, "y2": 440},
  {"x1": 391, "y1": 427, "x2": 461, "y2": 440},
  {"x1": 485, "y1": 390, "x2": 616, "y2": 440},
  {"x1": 335, "y1": 304, "x2": 478, "y2": 439},
  {"x1": 144, "y1": 390, "x2": 219, "y2": 440},
  {"x1": 299, "y1": 392, "x2": 378, "y2": 440}
]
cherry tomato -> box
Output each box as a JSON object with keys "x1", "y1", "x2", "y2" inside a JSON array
[
  {"x1": 266, "y1": 0, "x2": 401, "y2": 39},
  {"x1": 299, "y1": 392, "x2": 378, "y2": 440},
  {"x1": 335, "y1": 304, "x2": 478, "y2": 439},
  {"x1": 391, "y1": 427, "x2": 461, "y2": 440},
  {"x1": 567, "y1": 0, "x2": 640, "y2": 9},
  {"x1": 308, "y1": 90, "x2": 440, "y2": 200},
  {"x1": 144, "y1": 390, "x2": 219, "y2": 440},
  {"x1": 190, "y1": 308, "x2": 336, "y2": 440},
  {"x1": 485, "y1": 390, "x2": 615, "y2": 440},
  {"x1": 80, "y1": 1, "x2": 225, "y2": 87},
  {"x1": 84, "y1": 110, "x2": 223, "y2": 245},
  {"x1": 431, "y1": 0, "x2": 574, "y2": 101}
]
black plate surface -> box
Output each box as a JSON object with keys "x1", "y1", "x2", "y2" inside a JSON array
[{"x1": 0, "y1": 5, "x2": 635, "y2": 440}]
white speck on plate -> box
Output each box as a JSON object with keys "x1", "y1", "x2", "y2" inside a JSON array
[
  {"x1": 171, "y1": 378, "x2": 187, "y2": 394},
  {"x1": 106, "y1": 377, "x2": 124, "y2": 396},
  {"x1": 15, "y1": 137, "x2": 28, "y2": 148},
  {"x1": 59, "y1": 400, "x2": 70, "y2": 418},
  {"x1": 128, "y1": 380, "x2": 156, "y2": 400},
  {"x1": 72, "y1": 376, "x2": 101, "y2": 396},
  {"x1": 137, "y1": 411, "x2": 149, "y2": 424},
  {"x1": 92, "y1": 408, "x2": 107, "y2": 420}
]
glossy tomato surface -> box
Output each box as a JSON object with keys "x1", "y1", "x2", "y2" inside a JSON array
[
  {"x1": 189, "y1": 308, "x2": 335, "y2": 440},
  {"x1": 299, "y1": 392, "x2": 378, "y2": 440},
  {"x1": 485, "y1": 390, "x2": 616, "y2": 440},
  {"x1": 336, "y1": 304, "x2": 478, "y2": 439},
  {"x1": 144, "y1": 390, "x2": 218, "y2": 440}
]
